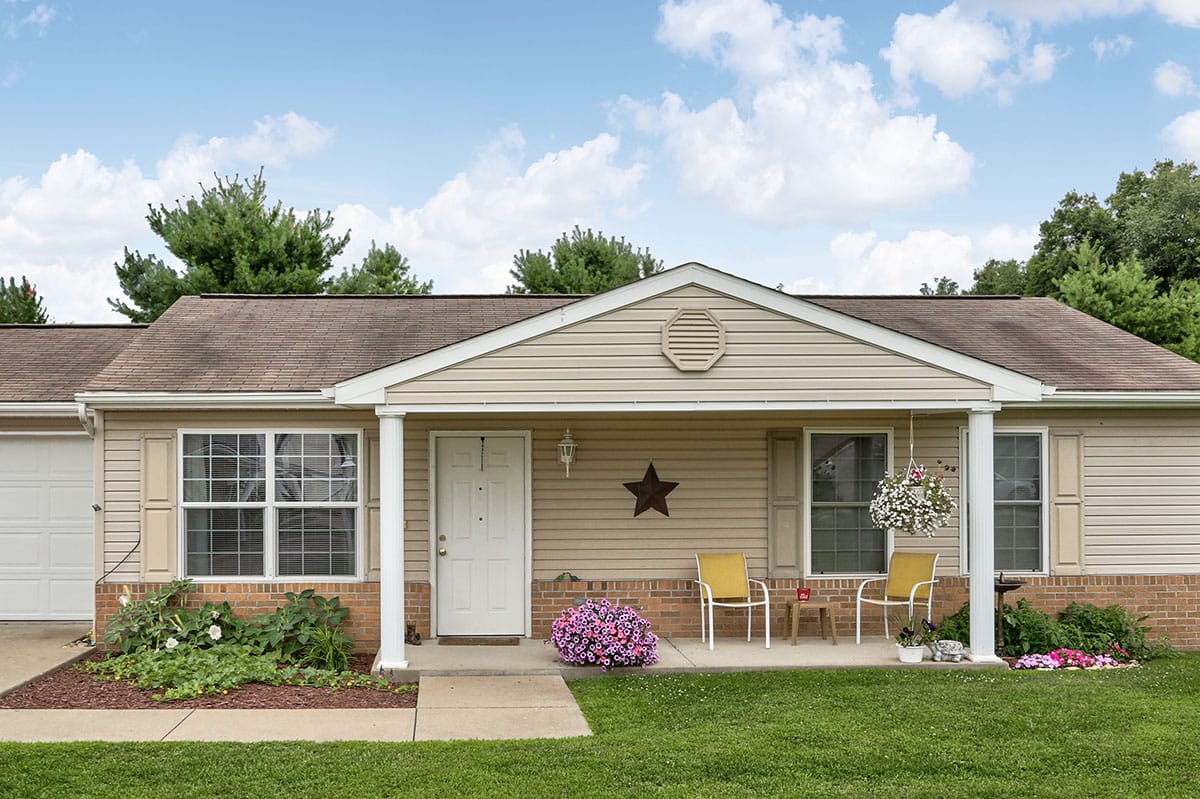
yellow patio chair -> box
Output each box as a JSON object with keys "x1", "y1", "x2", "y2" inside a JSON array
[
  {"x1": 855, "y1": 552, "x2": 939, "y2": 644},
  {"x1": 695, "y1": 553, "x2": 771, "y2": 651}
]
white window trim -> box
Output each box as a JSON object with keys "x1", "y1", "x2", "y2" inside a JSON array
[
  {"x1": 958, "y1": 426, "x2": 1050, "y2": 577},
  {"x1": 177, "y1": 428, "x2": 366, "y2": 582},
  {"x1": 803, "y1": 427, "x2": 894, "y2": 579}
]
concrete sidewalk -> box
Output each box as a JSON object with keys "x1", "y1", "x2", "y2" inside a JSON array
[
  {"x1": 0, "y1": 675, "x2": 591, "y2": 743},
  {"x1": 0, "y1": 622, "x2": 91, "y2": 695}
]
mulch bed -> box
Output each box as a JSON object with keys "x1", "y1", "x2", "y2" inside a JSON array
[{"x1": 0, "y1": 652, "x2": 418, "y2": 710}]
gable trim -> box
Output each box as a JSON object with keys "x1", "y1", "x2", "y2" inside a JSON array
[{"x1": 333, "y1": 264, "x2": 1046, "y2": 406}]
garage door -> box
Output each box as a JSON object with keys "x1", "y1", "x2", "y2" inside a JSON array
[{"x1": 0, "y1": 435, "x2": 93, "y2": 620}]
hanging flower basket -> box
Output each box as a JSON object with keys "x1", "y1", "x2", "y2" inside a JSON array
[{"x1": 869, "y1": 464, "x2": 956, "y2": 537}]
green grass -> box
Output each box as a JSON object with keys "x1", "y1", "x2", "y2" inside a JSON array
[{"x1": 2, "y1": 657, "x2": 1198, "y2": 799}]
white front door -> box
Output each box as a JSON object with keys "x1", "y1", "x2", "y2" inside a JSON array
[
  {"x1": 435, "y1": 435, "x2": 526, "y2": 636},
  {"x1": 0, "y1": 435, "x2": 94, "y2": 620}
]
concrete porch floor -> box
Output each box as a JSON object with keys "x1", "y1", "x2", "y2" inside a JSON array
[{"x1": 384, "y1": 635, "x2": 1005, "y2": 681}]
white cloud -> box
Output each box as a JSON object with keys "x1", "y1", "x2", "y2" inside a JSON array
[
  {"x1": 881, "y1": 5, "x2": 1065, "y2": 104},
  {"x1": 658, "y1": 0, "x2": 845, "y2": 83},
  {"x1": 617, "y1": 0, "x2": 973, "y2": 225},
  {"x1": 2, "y1": 64, "x2": 21, "y2": 87},
  {"x1": 1162, "y1": 110, "x2": 1200, "y2": 159},
  {"x1": 960, "y1": 0, "x2": 1199, "y2": 26},
  {"x1": 0, "y1": 114, "x2": 335, "y2": 322},
  {"x1": 826, "y1": 224, "x2": 1038, "y2": 294},
  {"x1": 1154, "y1": 61, "x2": 1196, "y2": 97},
  {"x1": 330, "y1": 127, "x2": 646, "y2": 293},
  {"x1": 1090, "y1": 34, "x2": 1133, "y2": 61},
  {"x1": 21, "y1": 3, "x2": 55, "y2": 35},
  {"x1": 156, "y1": 112, "x2": 334, "y2": 191}
]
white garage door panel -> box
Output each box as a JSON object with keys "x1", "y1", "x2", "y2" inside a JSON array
[{"x1": 0, "y1": 435, "x2": 94, "y2": 620}]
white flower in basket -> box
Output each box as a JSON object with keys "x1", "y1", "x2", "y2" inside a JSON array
[{"x1": 869, "y1": 464, "x2": 956, "y2": 537}]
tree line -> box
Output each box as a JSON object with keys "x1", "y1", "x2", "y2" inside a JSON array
[
  {"x1": 922, "y1": 160, "x2": 1200, "y2": 361},
  {"x1": 2, "y1": 168, "x2": 661, "y2": 323},
  {"x1": 6, "y1": 159, "x2": 1200, "y2": 367}
]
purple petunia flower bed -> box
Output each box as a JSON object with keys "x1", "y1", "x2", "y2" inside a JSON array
[
  {"x1": 1013, "y1": 647, "x2": 1134, "y2": 670},
  {"x1": 550, "y1": 598, "x2": 659, "y2": 671}
]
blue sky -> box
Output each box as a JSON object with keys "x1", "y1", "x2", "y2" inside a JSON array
[{"x1": 3, "y1": 0, "x2": 1199, "y2": 322}]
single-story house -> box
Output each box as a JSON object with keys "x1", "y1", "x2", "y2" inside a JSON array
[
  {"x1": 0, "y1": 324, "x2": 144, "y2": 620},
  {"x1": 7, "y1": 263, "x2": 1200, "y2": 667}
]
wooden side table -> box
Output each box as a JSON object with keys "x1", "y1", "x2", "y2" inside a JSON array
[{"x1": 785, "y1": 599, "x2": 838, "y2": 645}]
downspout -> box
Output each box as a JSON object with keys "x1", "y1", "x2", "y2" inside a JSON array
[{"x1": 77, "y1": 401, "x2": 95, "y2": 438}]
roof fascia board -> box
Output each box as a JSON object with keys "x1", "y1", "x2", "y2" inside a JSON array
[
  {"x1": 76, "y1": 391, "x2": 332, "y2": 410},
  {"x1": 375, "y1": 399, "x2": 1005, "y2": 414},
  {"x1": 335, "y1": 263, "x2": 1045, "y2": 406},
  {"x1": 0, "y1": 402, "x2": 80, "y2": 417}
]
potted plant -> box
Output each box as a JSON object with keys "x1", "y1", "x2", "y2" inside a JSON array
[
  {"x1": 895, "y1": 614, "x2": 938, "y2": 663},
  {"x1": 869, "y1": 464, "x2": 956, "y2": 537}
]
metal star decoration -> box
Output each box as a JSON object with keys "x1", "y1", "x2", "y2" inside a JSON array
[{"x1": 624, "y1": 462, "x2": 679, "y2": 517}]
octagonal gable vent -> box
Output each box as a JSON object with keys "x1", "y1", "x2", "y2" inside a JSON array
[{"x1": 661, "y1": 307, "x2": 726, "y2": 371}]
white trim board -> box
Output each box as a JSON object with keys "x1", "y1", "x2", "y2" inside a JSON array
[{"x1": 335, "y1": 263, "x2": 1046, "y2": 406}]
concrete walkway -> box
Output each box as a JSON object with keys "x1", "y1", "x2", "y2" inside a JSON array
[
  {"x1": 0, "y1": 622, "x2": 91, "y2": 695},
  {"x1": 0, "y1": 675, "x2": 590, "y2": 743}
]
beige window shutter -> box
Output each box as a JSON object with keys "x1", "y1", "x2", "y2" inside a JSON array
[
  {"x1": 1050, "y1": 432, "x2": 1085, "y2": 575},
  {"x1": 140, "y1": 434, "x2": 177, "y2": 582}
]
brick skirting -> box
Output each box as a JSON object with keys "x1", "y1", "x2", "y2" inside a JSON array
[
  {"x1": 96, "y1": 573, "x2": 1199, "y2": 652},
  {"x1": 95, "y1": 581, "x2": 432, "y2": 654},
  {"x1": 531, "y1": 574, "x2": 1200, "y2": 649}
]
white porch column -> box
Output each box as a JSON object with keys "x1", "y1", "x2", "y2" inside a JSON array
[
  {"x1": 377, "y1": 408, "x2": 407, "y2": 669},
  {"x1": 967, "y1": 408, "x2": 1001, "y2": 662}
]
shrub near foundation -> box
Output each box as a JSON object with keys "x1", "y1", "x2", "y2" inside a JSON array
[
  {"x1": 937, "y1": 599, "x2": 1177, "y2": 660},
  {"x1": 95, "y1": 582, "x2": 386, "y2": 700}
]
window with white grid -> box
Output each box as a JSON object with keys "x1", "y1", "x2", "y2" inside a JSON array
[{"x1": 180, "y1": 431, "x2": 360, "y2": 579}]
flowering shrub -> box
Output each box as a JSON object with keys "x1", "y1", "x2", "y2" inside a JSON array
[
  {"x1": 1013, "y1": 648, "x2": 1124, "y2": 670},
  {"x1": 550, "y1": 598, "x2": 658, "y2": 671},
  {"x1": 869, "y1": 465, "x2": 956, "y2": 537}
]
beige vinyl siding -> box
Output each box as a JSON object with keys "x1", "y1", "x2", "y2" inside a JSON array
[
  {"x1": 1001, "y1": 408, "x2": 1200, "y2": 575},
  {"x1": 409, "y1": 412, "x2": 962, "y2": 581},
  {"x1": 100, "y1": 410, "x2": 382, "y2": 582},
  {"x1": 387, "y1": 286, "x2": 992, "y2": 405}
]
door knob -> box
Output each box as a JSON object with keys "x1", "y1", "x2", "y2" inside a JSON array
[{"x1": 438, "y1": 548, "x2": 447, "y2": 556}]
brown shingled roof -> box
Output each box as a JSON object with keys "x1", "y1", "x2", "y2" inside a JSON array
[
  {"x1": 0, "y1": 325, "x2": 146, "y2": 402},
  {"x1": 76, "y1": 289, "x2": 1200, "y2": 396},
  {"x1": 84, "y1": 294, "x2": 582, "y2": 393},
  {"x1": 803, "y1": 295, "x2": 1200, "y2": 391}
]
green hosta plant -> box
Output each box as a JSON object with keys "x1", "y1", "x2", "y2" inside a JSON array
[
  {"x1": 84, "y1": 644, "x2": 399, "y2": 702},
  {"x1": 244, "y1": 589, "x2": 350, "y2": 661}
]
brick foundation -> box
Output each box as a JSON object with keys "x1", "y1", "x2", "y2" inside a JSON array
[
  {"x1": 96, "y1": 573, "x2": 1200, "y2": 652},
  {"x1": 531, "y1": 574, "x2": 1200, "y2": 649},
  {"x1": 95, "y1": 581, "x2": 432, "y2": 654}
]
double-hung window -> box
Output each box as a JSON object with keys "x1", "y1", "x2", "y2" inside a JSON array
[
  {"x1": 807, "y1": 431, "x2": 890, "y2": 575},
  {"x1": 181, "y1": 431, "x2": 360, "y2": 579},
  {"x1": 960, "y1": 429, "x2": 1047, "y2": 573}
]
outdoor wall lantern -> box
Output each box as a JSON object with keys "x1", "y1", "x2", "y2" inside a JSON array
[{"x1": 558, "y1": 429, "x2": 578, "y2": 477}]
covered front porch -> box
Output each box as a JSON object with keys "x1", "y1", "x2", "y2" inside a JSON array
[
  {"x1": 331, "y1": 266, "x2": 1045, "y2": 670},
  {"x1": 380, "y1": 636, "x2": 1007, "y2": 681}
]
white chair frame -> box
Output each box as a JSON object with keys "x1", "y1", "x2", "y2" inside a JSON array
[
  {"x1": 855, "y1": 553, "x2": 940, "y2": 645},
  {"x1": 695, "y1": 558, "x2": 771, "y2": 651}
]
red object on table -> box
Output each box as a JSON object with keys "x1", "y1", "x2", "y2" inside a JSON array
[{"x1": 796, "y1": 588, "x2": 811, "y2": 601}]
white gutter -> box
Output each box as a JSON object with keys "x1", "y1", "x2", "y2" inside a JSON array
[
  {"x1": 371, "y1": 399, "x2": 1006, "y2": 414},
  {"x1": 0, "y1": 402, "x2": 81, "y2": 418},
  {"x1": 74, "y1": 391, "x2": 334, "y2": 410},
  {"x1": 78, "y1": 402, "x2": 95, "y2": 438},
  {"x1": 1012, "y1": 390, "x2": 1200, "y2": 408}
]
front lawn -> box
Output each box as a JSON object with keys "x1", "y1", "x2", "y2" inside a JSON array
[{"x1": 2, "y1": 657, "x2": 1198, "y2": 798}]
